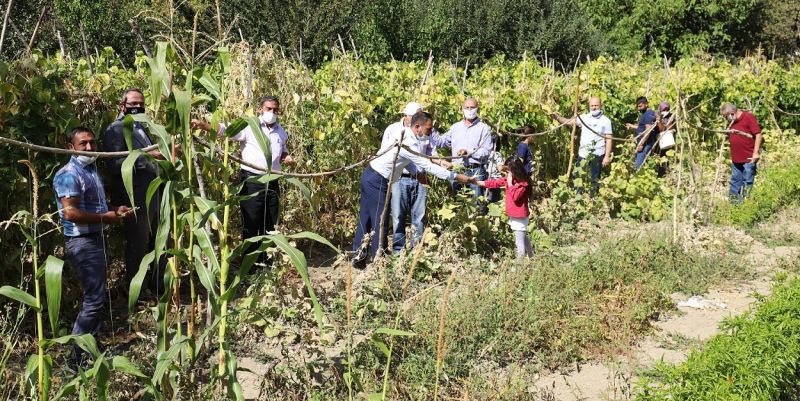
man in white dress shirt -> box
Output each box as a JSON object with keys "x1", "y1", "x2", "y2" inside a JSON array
[
  {"x1": 351, "y1": 112, "x2": 474, "y2": 267},
  {"x1": 194, "y1": 95, "x2": 293, "y2": 266}
]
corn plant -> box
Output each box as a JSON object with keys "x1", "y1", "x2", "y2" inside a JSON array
[{"x1": 113, "y1": 42, "x2": 336, "y2": 400}]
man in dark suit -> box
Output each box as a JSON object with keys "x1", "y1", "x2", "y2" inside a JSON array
[{"x1": 103, "y1": 88, "x2": 167, "y2": 296}]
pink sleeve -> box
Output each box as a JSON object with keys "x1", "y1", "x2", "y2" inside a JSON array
[
  {"x1": 483, "y1": 178, "x2": 506, "y2": 189},
  {"x1": 507, "y1": 183, "x2": 529, "y2": 202}
]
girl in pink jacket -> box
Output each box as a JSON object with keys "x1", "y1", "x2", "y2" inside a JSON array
[{"x1": 477, "y1": 157, "x2": 533, "y2": 260}]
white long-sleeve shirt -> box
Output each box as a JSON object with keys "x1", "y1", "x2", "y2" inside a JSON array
[
  {"x1": 369, "y1": 128, "x2": 455, "y2": 182},
  {"x1": 220, "y1": 122, "x2": 289, "y2": 174}
]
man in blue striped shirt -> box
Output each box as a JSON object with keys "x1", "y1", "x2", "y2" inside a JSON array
[{"x1": 54, "y1": 127, "x2": 131, "y2": 367}]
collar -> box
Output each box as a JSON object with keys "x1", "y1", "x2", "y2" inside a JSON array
[{"x1": 463, "y1": 117, "x2": 480, "y2": 127}]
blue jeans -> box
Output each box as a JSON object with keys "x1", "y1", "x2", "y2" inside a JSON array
[
  {"x1": 576, "y1": 156, "x2": 602, "y2": 195},
  {"x1": 635, "y1": 143, "x2": 654, "y2": 169},
  {"x1": 391, "y1": 176, "x2": 427, "y2": 253},
  {"x1": 65, "y1": 233, "x2": 107, "y2": 361},
  {"x1": 730, "y1": 162, "x2": 757, "y2": 203},
  {"x1": 352, "y1": 166, "x2": 390, "y2": 261}
]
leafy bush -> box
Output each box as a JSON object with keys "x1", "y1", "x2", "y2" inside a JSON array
[{"x1": 637, "y1": 276, "x2": 800, "y2": 401}]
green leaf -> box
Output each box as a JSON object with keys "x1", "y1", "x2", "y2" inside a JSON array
[
  {"x1": 0, "y1": 286, "x2": 38, "y2": 310},
  {"x1": 44, "y1": 255, "x2": 64, "y2": 335},
  {"x1": 193, "y1": 196, "x2": 221, "y2": 228},
  {"x1": 145, "y1": 176, "x2": 164, "y2": 210},
  {"x1": 374, "y1": 327, "x2": 416, "y2": 337},
  {"x1": 121, "y1": 149, "x2": 146, "y2": 214},
  {"x1": 111, "y1": 356, "x2": 147, "y2": 378},
  {"x1": 267, "y1": 234, "x2": 325, "y2": 330},
  {"x1": 245, "y1": 116, "x2": 271, "y2": 174},
  {"x1": 223, "y1": 118, "x2": 249, "y2": 139},
  {"x1": 283, "y1": 177, "x2": 313, "y2": 206},
  {"x1": 198, "y1": 68, "x2": 221, "y2": 100},
  {"x1": 152, "y1": 336, "x2": 189, "y2": 384},
  {"x1": 287, "y1": 231, "x2": 339, "y2": 253},
  {"x1": 122, "y1": 114, "x2": 134, "y2": 151},
  {"x1": 128, "y1": 251, "x2": 155, "y2": 313}
]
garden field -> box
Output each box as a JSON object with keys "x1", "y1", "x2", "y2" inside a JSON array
[{"x1": 2, "y1": 34, "x2": 800, "y2": 401}]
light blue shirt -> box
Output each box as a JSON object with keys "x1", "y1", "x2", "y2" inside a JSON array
[
  {"x1": 433, "y1": 118, "x2": 493, "y2": 166},
  {"x1": 53, "y1": 157, "x2": 109, "y2": 237}
]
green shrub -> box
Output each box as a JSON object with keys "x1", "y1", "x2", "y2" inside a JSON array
[
  {"x1": 728, "y1": 162, "x2": 800, "y2": 227},
  {"x1": 637, "y1": 276, "x2": 800, "y2": 401}
]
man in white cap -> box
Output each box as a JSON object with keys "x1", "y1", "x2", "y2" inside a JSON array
[
  {"x1": 381, "y1": 103, "x2": 450, "y2": 252},
  {"x1": 352, "y1": 112, "x2": 471, "y2": 267}
]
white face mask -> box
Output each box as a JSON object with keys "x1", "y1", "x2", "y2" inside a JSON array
[
  {"x1": 590, "y1": 109, "x2": 602, "y2": 117},
  {"x1": 76, "y1": 155, "x2": 97, "y2": 166},
  {"x1": 463, "y1": 108, "x2": 478, "y2": 120},
  {"x1": 261, "y1": 111, "x2": 277, "y2": 125},
  {"x1": 661, "y1": 111, "x2": 670, "y2": 118},
  {"x1": 726, "y1": 113, "x2": 735, "y2": 122}
]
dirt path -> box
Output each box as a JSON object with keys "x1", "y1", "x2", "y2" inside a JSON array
[{"x1": 533, "y1": 240, "x2": 799, "y2": 401}]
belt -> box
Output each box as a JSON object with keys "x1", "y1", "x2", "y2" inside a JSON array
[
  {"x1": 462, "y1": 163, "x2": 484, "y2": 169},
  {"x1": 67, "y1": 231, "x2": 102, "y2": 239},
  {"x1": 400, "y1": 173, "x2": 417, "y2": 179}
]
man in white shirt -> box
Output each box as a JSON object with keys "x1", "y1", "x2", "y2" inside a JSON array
[
  {"x1": 193, "y1": 95, "x2": 293, "y2": 266},
  {"x1": 352, "y1": 112, "x2": 474, "y2": 267},
  {"x1": 551, "y1": 97, "x2": 613, "y2": 194},
  {"x1": 382, "y1": 102, "x2": 448, "y2": 253}
]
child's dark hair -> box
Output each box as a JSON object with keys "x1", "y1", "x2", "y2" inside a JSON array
[{"x1": 505, "y1": 157, "x2": 531, "y2": 186}]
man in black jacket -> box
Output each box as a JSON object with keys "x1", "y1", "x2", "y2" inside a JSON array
[{"x1": 103, "y1": 88, "x2": 167, "y2": 296}]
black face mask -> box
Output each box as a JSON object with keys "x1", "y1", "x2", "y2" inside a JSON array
[
  {"x1": 638, "y1": 108, "x2": 647, "y2": 114},
  {"x1": 124, "y1": 106, "x2": 146, "y2": 115}
]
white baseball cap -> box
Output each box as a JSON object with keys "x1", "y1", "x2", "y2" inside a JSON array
[{"x1": 402, "y1": 102, "x2": 423, "y2": 116}]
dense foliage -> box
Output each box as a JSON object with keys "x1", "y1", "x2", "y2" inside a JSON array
[{"x1": 2, "y1": 0, "x2": 798, "y2": 66}]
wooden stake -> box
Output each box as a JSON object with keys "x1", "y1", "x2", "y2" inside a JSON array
[
  {"x1": 566, "y1": 70, "x2": 582, "y2": 179},
  {"x1": 0, "y1": 0, "x2": 13, "y2": 55},
  {"x1": 25, "y1": 6, "x2": 46, "y2": 53}
]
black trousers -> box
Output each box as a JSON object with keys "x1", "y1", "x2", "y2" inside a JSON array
[
  {"x1": 240, "y1": 171, "x2": 281, "y2": 264},
  {"x1": 122, "y1": 184, "x2": 166, "y2": 295}
]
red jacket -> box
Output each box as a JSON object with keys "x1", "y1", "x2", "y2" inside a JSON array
[{"x1": 483, "y1": 177, "x2": 530, "y2": 218}]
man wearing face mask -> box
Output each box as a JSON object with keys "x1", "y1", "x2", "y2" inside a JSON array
[
  {"x1": 103, "y1": 88, "x2": 167, "y2": 296},
  {"x1": 551, "y1": 96, "x2": 613, "y2": 195},
  {"x1": 654, "y1": 101, "x2": 676, "y2": 177},
  {"x1": 625, "y1": 97, "x2": 659, "y2": 170},
  {"x1": 433, "y1": 98, "x2": 494, "y2": 212},
  {"x1": 352, "y1": 111, "x2": 474, "y2": 267},
  {"x1": 382, "y1": 102, "x2": 447, "y2": 252},
  {"x1": 54, "y1": 127, "x2": 132, "y2": 368},
  {"x1": 193, "y1": 96, "x2": 293, "y2": 267},
  {"x1": 719, "y1": 102, "x2": 763, "y2": 202}
]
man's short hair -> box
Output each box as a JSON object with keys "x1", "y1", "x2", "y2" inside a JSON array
[
  {"x1": 120, "y1": 87, "x2": 144, "y2": 103},
  {"x1": 258, "y1": 95, "x2": 280, "y2": 107},
  {"x1": 67, "y1": 126, "x2": 95, "y2": 144},
  {"x1": 636, "y1": 96, "x2": 648, "y2": 105},
  {"x1": 720, "y1": 102, "x2": 738, "y2": 115},
  {"x1": 410, "y1": 111, "x2": 433, "y2": 127}
]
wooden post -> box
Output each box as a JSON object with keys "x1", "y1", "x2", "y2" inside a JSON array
[
  {"x1": 25, "y1": 6, "x2": 46, "y2": 53},
  {"x1": 566, "y1": 69, "x2": 581, "y2": 179},
  {"x1": 0, "y1": 0, "x2": 13, "y2": 55}
]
